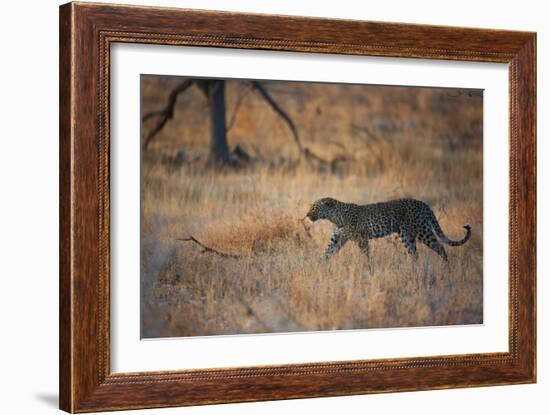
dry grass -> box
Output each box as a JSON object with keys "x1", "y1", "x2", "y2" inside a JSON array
[{"x1": 140, "y1": 76, "x2": 483, "y2": 338}]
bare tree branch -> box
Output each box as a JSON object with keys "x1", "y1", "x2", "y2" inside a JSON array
[
  {"x1": 250, "y1": 81, "x2": 349, "y2": 167},
  {"x1": 226, "y1": 83, "x2": 253, "y2": 133},
  {"x1": 303, "y1": 148, "x2": 329, "y2": 164},
  {"x1": 251, "y1": 81, "x2": 303, "y2": 152},
  {"x1": 327, "y1": 140, "x2": 346, "y2": 151},
  {"x1": 142, "y1": 80, "x2": 194, "y2": 150},
  {"x1": 194, "y1": 79, "x2": 210, "y2": 98},
  {"x1": 176, "y1": 235, "x2": 241, "y2": 259}
]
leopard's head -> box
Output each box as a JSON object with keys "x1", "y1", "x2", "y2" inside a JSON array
[{"x1": 306, "y1": 197, "x2": 339, "y2": 222}]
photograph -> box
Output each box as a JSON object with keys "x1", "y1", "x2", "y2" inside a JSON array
[{"x1": 140, "y1": 75, "x2": 484, "y2": 338}]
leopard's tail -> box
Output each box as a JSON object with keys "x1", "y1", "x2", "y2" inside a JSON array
[{"x1": 429, "y1": 213, "x2": 471, "y2": 246}]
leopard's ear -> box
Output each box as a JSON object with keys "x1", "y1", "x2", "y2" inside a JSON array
[{"x1": 325, "y1": 198, "x2": 336, "y2": 207}]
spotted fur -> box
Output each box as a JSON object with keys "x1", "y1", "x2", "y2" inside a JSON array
[{"x1": 306, "y1": 197, "x2": 471, "y2": 261}]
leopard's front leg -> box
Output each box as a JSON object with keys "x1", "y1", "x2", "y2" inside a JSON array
[
  {"x1": 357, "y1": 237, "x2": 370, "y2": 258},
  {"x1": 357, "y1": 236, "x2": 373, "y2": 272},
  {"x1": 324, "y1": 227, "x2": 349, "y2": 259}
]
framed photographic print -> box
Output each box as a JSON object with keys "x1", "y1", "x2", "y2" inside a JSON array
[{"x1": 59, "y1": 2, "x2": 536, "y2": 412}]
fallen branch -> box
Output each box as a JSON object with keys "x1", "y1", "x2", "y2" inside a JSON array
[{"x1": 176, "y1": 235, "x2": 241, "y2": 259}]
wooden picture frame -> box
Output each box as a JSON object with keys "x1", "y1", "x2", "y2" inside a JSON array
[{"x1": 59, "y1": 2, "x2": 536, "y2": 412}]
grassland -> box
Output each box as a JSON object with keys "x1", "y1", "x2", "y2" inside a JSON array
[{"x1": 140, "y1": 76, "x2": 483, "y2": 338}]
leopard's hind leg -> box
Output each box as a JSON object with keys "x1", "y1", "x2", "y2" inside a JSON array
[{"x1": 399, "y1": 228, "x2": 418, "y2": 260}]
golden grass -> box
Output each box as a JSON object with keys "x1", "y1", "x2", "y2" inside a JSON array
[{"x1": 140, "y1": 77, "x2": 483, "y2": 338}]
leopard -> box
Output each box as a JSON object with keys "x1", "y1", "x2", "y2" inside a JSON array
[{"x1": 305, "y1": 197, "x2": 471, "y2": 261}]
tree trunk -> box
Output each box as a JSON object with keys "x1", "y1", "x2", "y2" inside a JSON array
[{"x1": 207, "y1": 80, "x2": 230, "y2": 164}]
